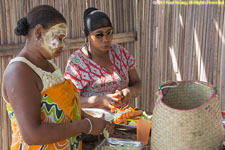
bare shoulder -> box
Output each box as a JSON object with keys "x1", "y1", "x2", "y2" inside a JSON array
[
  {"x1": 4, "y1": 61, "x2": 37, "y2": 85},
  {"x1": 3, "y1": 61, "x2": 41, "y2": 103}
]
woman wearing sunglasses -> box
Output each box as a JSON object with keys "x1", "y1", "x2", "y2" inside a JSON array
[{"x1": 64, "y1": 7, "x2": 142, "y2": 110}]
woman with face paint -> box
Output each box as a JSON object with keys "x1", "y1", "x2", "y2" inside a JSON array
[
  {"x1": 2, "y1": 5, "x2": 113, "y2": 150},
  {"x1": 64, "y1": 7, "x2": 142, "y2": 110}
]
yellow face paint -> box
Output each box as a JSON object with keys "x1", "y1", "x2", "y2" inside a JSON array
[{"x1": 41, "y1": 23, "x2": 67, "y2": 56}]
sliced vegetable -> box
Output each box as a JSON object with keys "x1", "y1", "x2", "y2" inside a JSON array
[
  {"x1": 113, "y1": 108, "x2": 143, "y2": 125},
  {"x1": 103, "y1": 128, "x2": 109, "y2": 138}
]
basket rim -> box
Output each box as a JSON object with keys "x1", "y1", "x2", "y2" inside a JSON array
[{"x1": 157, "y1": 80, "x2": 217, "y2": 112}]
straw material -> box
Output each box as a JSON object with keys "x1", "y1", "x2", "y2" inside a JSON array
[{"x1": 151, "y1": 81, "x2": 224, "y2": 150}]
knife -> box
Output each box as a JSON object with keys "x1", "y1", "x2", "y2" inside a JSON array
[{"x1": 112, "y1": 109, "x2": 129, "y2": 120}]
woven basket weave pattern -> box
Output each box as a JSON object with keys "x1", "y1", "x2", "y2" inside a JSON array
[{"x1": 151, "y1": 81, "x2": 224, "y2": 150}]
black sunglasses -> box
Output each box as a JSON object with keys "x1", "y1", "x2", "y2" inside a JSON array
[{"x1": 94, "y1": 30, "x2": 113, "y2": 39}]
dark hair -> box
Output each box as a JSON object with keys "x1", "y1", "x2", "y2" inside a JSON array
[
  {"x1": 14, "y1": 5, "x2": 66, "y2": 36},
  {"x1": 83, "y1": 7, "x2": 112, "y2": 37}
]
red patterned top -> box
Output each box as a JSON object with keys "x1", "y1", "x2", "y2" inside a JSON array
[{"x1": 64, "y1": 44, "x2": 135, "y2": 98}]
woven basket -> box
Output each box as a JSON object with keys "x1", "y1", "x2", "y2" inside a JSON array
[{"x1": 151, "y1": 81, "x2": 224, "y2": 150}]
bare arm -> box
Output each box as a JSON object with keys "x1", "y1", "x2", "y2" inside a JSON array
[
  {"x1": 128, "y1": 68, "x2": 142, "y2": 97},
  {"x1": 79, "y1": 93, "x2": 120, "y2": 108},
  {"x1": 120, "y1": 68, "x2": 142, "y2": 103},
  {"x1": 79, "y1": 95, "x2": 99, "y2": 108},
  {"x1": 3, "y1": 63, "x2": 107, "y2": 145}
]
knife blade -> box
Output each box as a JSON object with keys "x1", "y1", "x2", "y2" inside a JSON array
[{"x1": 113, "y1": 109, "x2": 129, "y2": 120}]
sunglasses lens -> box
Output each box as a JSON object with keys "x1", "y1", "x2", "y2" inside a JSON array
[
  {"x1": 94, "y1": 30, "x2": 113, "y2": 38},
  {"x1": 95, "y1": 33, "x2": 104, "y2": 38},
  {"x1": 107, "y1": 30, "x2": 113, "y2": 36}
]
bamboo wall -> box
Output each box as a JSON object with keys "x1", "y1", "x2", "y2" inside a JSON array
[
  {"x1": 0, "y1": 0, "x2": 225, "y2": 149},
  {"x1": 136, "y1": 0, "x2": 225, "y2": 112}
]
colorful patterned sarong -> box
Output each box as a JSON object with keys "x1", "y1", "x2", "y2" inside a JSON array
[{"x1": 6, "y1": 79, "x2": 82, "y2": 150}]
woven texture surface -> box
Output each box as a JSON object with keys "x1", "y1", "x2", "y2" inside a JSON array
[{"x1": 151, "y1": 81, "x2": 224, "y2": 150}]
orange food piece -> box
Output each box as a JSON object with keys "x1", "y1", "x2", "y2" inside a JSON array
[
  {"x1": 113, "y1": 108, "x2": 143, "y2": 124},
  {"x1": 114, "y1": 90, "x2": 124, "y2": 100},
  {"x1": 110, "y1": 90, "x2": 124, "y2": 111},
  {"x1": 110, "y1": 107, "x2": 117, "y2": 113},
  {"x1": 114, "y1": 94, "x2": 123, "y2": 100}
]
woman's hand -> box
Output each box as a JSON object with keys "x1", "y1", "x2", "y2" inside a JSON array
[
  {"x1": 84, "y1": 114, "x2": 114, "y2": 135},
  {"x1": 121, "y1": 88, "x2": 131, "y2": 104},
  {"x1": 114, "y1": 89, "x2": 131, "y2": 106},
  {"x1": 96, "y1": 93, "x2": 122, "y2": 109},
  {"x1": 105, "y1": 121, "x2": 114, "y2": 134},
  {"x1": 87, "y1": 117, "x2": 106, "y2": 135}
]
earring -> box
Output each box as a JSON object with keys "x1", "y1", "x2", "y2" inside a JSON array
[{"x1": 35, "y1": 37, "x2": 41, "y2": 46}]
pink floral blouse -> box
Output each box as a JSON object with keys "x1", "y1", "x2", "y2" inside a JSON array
[{"x1": 64, "y1": 44, "x2": 135, "y2": 98}]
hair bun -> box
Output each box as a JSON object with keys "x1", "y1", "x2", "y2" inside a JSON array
[
  {"x1": 84, "y1": 7, "x2": 98, "y2": 18},
  {"x1": 14, "y1": 17, "x2": 29, "y2": 36}
]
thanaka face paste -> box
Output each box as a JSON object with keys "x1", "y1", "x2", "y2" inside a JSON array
[{"x1": 41, "y1": 23, "x2": 67, "y2": 56}]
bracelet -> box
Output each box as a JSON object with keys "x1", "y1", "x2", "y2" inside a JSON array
[{"x1": 85, "y1": 118, "x2": 92, "y2": 134}]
